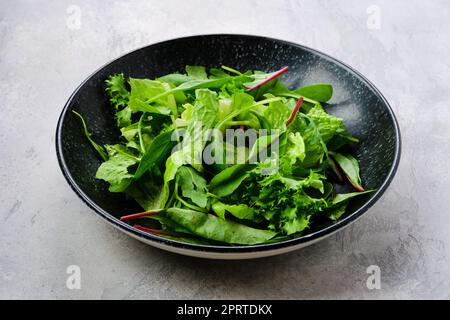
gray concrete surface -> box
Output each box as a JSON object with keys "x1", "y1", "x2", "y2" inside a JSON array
[{"x1": 1, "y1": 0, "x2": 449, "y2": 299}]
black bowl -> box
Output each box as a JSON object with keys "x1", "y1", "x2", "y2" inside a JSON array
[{"x1": 56, "y1": 34, "x2": 401, "y2": 259}]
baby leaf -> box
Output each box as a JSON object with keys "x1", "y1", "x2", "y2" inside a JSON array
[
  {"x1": 332, "y1": 190, "x2": 374, "y2": 205},
  {"x1": 209, "y1": 164, "x2": 256, "y2": 197},
  {"x1": 331, "y1": 152, "x2": 365, "y2": 191},
  {"x1": 96, "y1": 145, "x2": 138, "y2": 192},
  {"x1": 72, "y1": 111, "x2": 108, "y2": 161},
  {"x1": 212, "y1": 202, "x2": 256, "y2": 221},
  {"x1": 293, "y1": 84, "x2": 333, "y2": 103},
  {"x1": 162, "y1": 208, "x2": 275, "y2": 245},
  {"x1": 177, "y1": 166, "x2": 208, "y2": 208},
  {"x1": 134, "y1": 130, "x2": 177, "y2": 180}
]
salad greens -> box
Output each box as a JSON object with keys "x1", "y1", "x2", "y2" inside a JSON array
[{"x1": 74, "y1": 65, "x2": 373, "y2": 245}]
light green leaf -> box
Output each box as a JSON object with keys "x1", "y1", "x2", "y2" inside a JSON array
[
  {"x1": 285, "y1": 132, "x2": 305, "y2": 164},
  {"x1": 96, "y1": 146, "x2": 138, "y2": 192},
  {"x1": 177, "y1": 166, "x2": 208, "y2": 208}
]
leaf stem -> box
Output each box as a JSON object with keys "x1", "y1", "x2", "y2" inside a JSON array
[
  {"x1": 215, "y1": 97, "x2": 283, "y2": 130},
  {"x1": 137, "y1": 112, "x2": 146, "y2": 154},
  {"x1": 120, "y1": 211, "x2": 158, "y2": 221},
  {"x1": 221, "y1": 65, "x2": 242, "y2": 75},
  {"x1": 72, "y1": 110, "x2": 108, "y2": 161},
  {"x1": 286, "y1": 97, "x2": 304, "y2": 127},
  {"x1": 246, "y1": 66, "x2": 289, "y2": 91},
  {"x1": 133, "y1": 225, "x2": 169, "y2": 236},
  {"x1": 225, "y1": 120, "x2": 251, "y2": 127}
]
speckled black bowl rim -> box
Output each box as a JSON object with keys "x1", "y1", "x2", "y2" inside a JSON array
[{"x1": 56, "y1": 34, "x2": 401, "y2": 254}]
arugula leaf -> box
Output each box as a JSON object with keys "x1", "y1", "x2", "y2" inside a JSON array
[
  {"x1": 96, "y1": 145, "x2": 138, "y2": 192},
  {"x1": 72, "y1": 111, "x2": 108, "y2": 161},
  {"x1": 331, "y1": 152, "x2": 365, "y2": 191}
]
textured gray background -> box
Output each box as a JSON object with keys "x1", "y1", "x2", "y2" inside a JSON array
[{"x1": 1, "y1": 0, "x2": 449, "y2": 299}]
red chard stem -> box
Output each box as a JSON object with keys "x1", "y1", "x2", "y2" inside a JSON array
[
  {"x1": 120, "y1": 211, "x2": 157, "y2": 221},
  {"x1": 286, "y1": 97, "x2": 304, "y2": 127},
  {"x1": 246, "y1": 66, "x2": 289, "y2": 91}
]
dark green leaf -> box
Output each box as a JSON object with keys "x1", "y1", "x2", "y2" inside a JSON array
[
  {"x1": 293, "y1": 84, "x2": 333, "y2": 102},
  {"x1": 161, "y1": 208, "x2": 275, "y2": 245},
  {"x1": 331, "y1": 152, "x2": 364, "y2": 191},
  {"x1": 134, "y1": 130, "x2": 177, "y2": 179},
  {"x1": 209, "y1": 164, "x2": 256, "y2": 197},
  {"x1": 72, "y1": 111, "x2": 108, "y2": 161},
  {"x1": 332, "y1": 190, "x2": 374, "y2": 205}
]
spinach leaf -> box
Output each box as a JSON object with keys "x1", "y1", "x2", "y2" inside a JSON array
[
  {"x1": 331, "y1": 152, "x2": 365, "y2": 191},
  {"x1": 209, "y1": 164, "x2": 256, "y2": 197},
  {"x1": 293, "y1": 84, "x2": 333, "y2": 102},
  {"x1": 326, "y1": 203, "x2": 347, "y2": 221},
  {"x1": 125, "y1": 180, "x2": 164, "y2": 211},
  {"x1": 159, "y1": 150, "x2": 185, "y2": 207},
  {"x1": 212, "y1": 202, "x2": 256, "y2": 221},
  {"x1": 161, "y1": 208, "x2": 275, "y2": 245},
  {"x1": 134, "y1": 130, "x2": 177, "y2": 179},
  {"x1": 332, "y1": 190, "x2": 374, "y2": 205}
]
